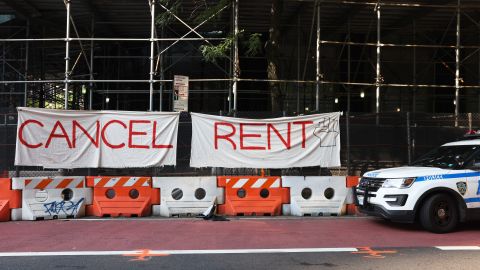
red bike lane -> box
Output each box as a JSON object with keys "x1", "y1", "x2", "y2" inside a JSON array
[{"x1": 0, "y1": 217, "x2": 479, "y2": 252}]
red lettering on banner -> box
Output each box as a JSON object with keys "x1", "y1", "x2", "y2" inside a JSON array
[
  {"x1": 18, "y1": 119, "x2": 44, "y2": 148},
  {"x1": 19, "y1": 118, "x2": 176, "y2": 150},
  {"x1": 293, "y1": 121, "x2": 313, "y2": 148},
  {"x1": 101, "y1": 120, "x2": 127, "y2": 149},
  {"x1": 128, "y1": 120, "x2": 150, "y2": 149},
  {"x1": 214, "y1": 122, "x2": 236, "y2": 150},
  {"x1": 239, "y1": 123, "x2": 266, "y2": 150},
  {"x1": 152, "y1": 121, "x2": 174, "y2": 149},
  {"x1": 72, "y1": 120, "x2": 100, "y2": 148},
  {"x1": 45, "y1": 121, "x2": 73, "y2": 148},
  {"x1": 267, "y1": 123, "x2": 291, "y2": 150}
]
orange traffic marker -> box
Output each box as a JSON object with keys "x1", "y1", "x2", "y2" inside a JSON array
[{"x1": 346, "y1": 176, "x2": 360, "y2": 215}]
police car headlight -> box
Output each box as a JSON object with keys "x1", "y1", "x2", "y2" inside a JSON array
[{"x1": 382, "y1": 177, "x2": 416, "y2": 189}]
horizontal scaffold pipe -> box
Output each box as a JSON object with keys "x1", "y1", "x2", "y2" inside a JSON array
[
  {"x1": 1, "y1": 38, "x2": 476, "y2": 49},
  {"x1": 320, "y1": 0, "x2": 472, "y2": 9},
  {"x1": 3, "y1": 78, "x2": 480, "y2": 89},
  {"x1": 0, "y1": 38, "x2": 225, "y2": 42}
]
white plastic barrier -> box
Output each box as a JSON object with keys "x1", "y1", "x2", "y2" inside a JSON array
[
  {"x1": 12, "y1": 177, "x2": 92, "y2": 220},
  {"x1": 153, "y1": 176, "x2": 224, "y2": 217},
  {"x1": 282, "y1": 176, "x2": 348, "y2": 216}
]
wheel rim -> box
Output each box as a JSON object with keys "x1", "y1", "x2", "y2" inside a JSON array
[{"x1": 432, "y1": 201, "x2": 451, "y2": 227}]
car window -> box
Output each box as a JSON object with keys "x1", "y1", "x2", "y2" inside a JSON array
[{"x1": 412, "y1": 145, "x2": 480, "y2": 169}]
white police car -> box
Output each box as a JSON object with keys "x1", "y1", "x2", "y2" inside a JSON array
[{"x1": 355, "y1": 134, "x2": 480, "y2": 233}]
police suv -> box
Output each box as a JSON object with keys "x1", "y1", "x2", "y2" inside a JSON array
[{"x1": 355, "y1": 134, "x2": 480, "y2": 233}]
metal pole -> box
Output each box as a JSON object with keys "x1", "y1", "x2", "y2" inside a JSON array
[
  {"x1": 149, "y1": 0, "x2": 156, "y2": 111},
  {"x1": 346, "y1": 111, "x2": 351, "y2": 175},
  {"x1": 2, "y1": 43, "x2": 4, "y2": 94},
  {"x1": 413, "y1": 20, "x2": 416, "y2": 113},
  {"x1": 315, "y1": 0, "x2": 320, "y2": 112},
  {"x1": 375, "y1": 2, "x2": 381, "y2": 118},
  {"x1": 232, "y1": 0, "x2": 239, "y2": 113},
  {"x1": 89, "y1": 17, "x2": 94, "y2": 110},
  {"x1": 297, "y1": 16, "x2": 300, "y2": 114},
  {"x1": 455, "y1": 0, "x2": 460, "y2": 126},
  {"x1": 347, "y1": 18, "x2": 351, "y2": 175},
  {"x1": 407, "y1": 112, "x2": 411, "y2": 165},
  {"x1": 24, "y1": 19, "x2": 29, "y2": 107},
  {"x1": 159, "y1": 26, "x2": 164, "y2": 111},
  {"x1": 347, "y1": 18, "x2": 351, "y2": 113},
  {"x1": 64, "y1": 0, "x2": 71, "y2": 109}
]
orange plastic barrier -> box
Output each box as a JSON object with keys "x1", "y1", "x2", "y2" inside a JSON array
[
  {"x1": 86, "y1": 176, "x2": 159, "y2": 217},
  {"x1": 346, "y1": 176, "x2": 360, "y2": 215},
  {"x1": 0, "y1": 178, "x2": 21, "y2": 221},
  {"x1": 217, "y1": 176, "x2": 290, "y2": 216}
]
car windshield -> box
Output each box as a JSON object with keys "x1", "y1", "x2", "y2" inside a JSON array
[{"x1": 412, "y1": 145, "x2": 480, "y2": 169}]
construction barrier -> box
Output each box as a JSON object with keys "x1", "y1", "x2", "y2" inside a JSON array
[
  {"x1": 346, "y1": 176, "x2": 360, "y2": 215},
  {"x1": 0, "y1": 178, "x2": 22, "y2": 221},
  {"x1": 86, "y1": 176, "x2": 159, "y2": 217},
  {"x1": 217, "y1": 176, "x2": 289, "y2": 216},
  {"x1": 282, "y1": 176, "x2": 349, "y2": 216},
  {"x1": 153, "y1": 176, "x2": 224, "y2": 217},
  {"x1": 12, "y1": 176, "x2": 91, "y2": 221}
]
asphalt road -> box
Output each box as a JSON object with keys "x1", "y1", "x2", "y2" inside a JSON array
[
  {"x1": 1, "y1": 217, "x2": 480, "y2": 269},
  {"x1": 1, "y1": 248, "x2": 480, "y2": 270}
]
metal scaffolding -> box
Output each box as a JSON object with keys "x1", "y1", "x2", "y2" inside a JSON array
[{"x1": 0, "y1": 0, "x2": 479, "y2": 115}]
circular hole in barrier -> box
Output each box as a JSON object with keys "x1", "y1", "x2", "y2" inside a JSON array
[
  {"x1": 301, "y1": 188, "x2": 312, "y2": 200},
  {"x1": 237, "y1": 188, "x2": 246, "y2": 198},
  {"x1": 195, "y1": 188, "x2": 206, "y2": 200},
  {"x1": 61, "y1": 188, "x2": 73, "y2": 201},
  {"x1": 129, "y1": 189, "x2": 139, "y2": 199},
  {"x1": 172, "y1": 188, "x2": 183, "y2": 200},
  {"x1": 260, "y1": 188, "x2": 270, "y2": 198},
  {"x1": 105, "y1": 189, "x2": 116, "y2": 199},
  {"x1": 324, "y1": 188, "x2": 335, "y2": 200}
]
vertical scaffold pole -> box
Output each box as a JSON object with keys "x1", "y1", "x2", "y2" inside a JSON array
[
  {"x1": 89, "y1": 16, "x2": 94, "y2": 110},
  {"x1": 24, "y1": 19, "x2": 29, "y2": 106},
  {"x1": 232, "y1": 0, "x2": 239, "y2": 113},
  {"x1": 64, "y1": 0, "x2": 71, "y2": 109},
  {"x1": 315, "y1": 0, "x2": 320, "y2": 112},
  {"x1": 149, "y1": 0, "x2": 156, "y2": 111},
  {"x1": 455, "y1": 0, "x2": 461, "y2": 126},
  {"x1": 375, "y1": 2, "x2": 381, "y2": 119}
]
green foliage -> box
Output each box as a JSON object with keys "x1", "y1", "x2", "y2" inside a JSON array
[
  {"x1": 193, "y1": 0, "x2": 230, "y2": 25},
  {"x1": 154, "y1": 0, "x2": 262, "y2": 63},
  {"x1": 155, "y1": 0, "x2": 181, "y2": 28},
  {"x1": 200, "y1": 31, "x2": 262, "y2": 63},
  {"x1": 200, "y1": 36, "x2": 233, "y2": 63},
  {"x1": 244, "y1": 33, "x2": 262, "y2": 57}
]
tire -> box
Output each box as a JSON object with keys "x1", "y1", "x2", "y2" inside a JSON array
[{"x1": 419, "y1": 193, "x2": 459, "y2": 233}]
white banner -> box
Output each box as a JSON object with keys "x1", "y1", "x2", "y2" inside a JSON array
[
  {"x1": 15, "y1": 107, "x2": 179, "y2": 168},
  {"x1": 190, "y1": 112, "x2": 341, "y2": 168}
]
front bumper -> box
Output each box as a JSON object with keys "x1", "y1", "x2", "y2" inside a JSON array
[{"x1": 353, "y1": 187, "x2": 415, "y2": 223}]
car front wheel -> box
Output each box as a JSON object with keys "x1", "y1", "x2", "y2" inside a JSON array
[{"x1": 419, "y1": 193, "x2": 458, "y2": 233}]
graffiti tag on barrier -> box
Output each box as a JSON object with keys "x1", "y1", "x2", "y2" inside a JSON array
[{"x1": 43, "y1": 198, "x2": 85, "y2": 216}]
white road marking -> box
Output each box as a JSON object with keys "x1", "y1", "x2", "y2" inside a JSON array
[
  {"x1": 435, "y1": 246, "x2": 480, "y2": 251},
  {"x1": 0, "y1": 248, "x2": 358, "y2": 257},
  {"x1": 2, "y1": 246, "x2": 480, "y2": 257}
]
